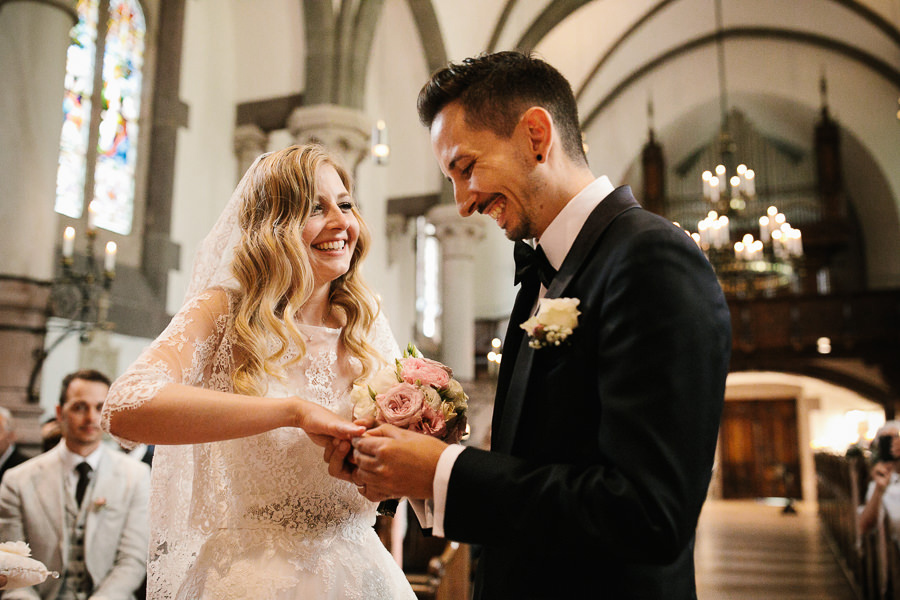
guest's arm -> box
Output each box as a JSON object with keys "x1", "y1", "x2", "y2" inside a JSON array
[{"x1": 859, "y1": 462, "x2": 892, "y2": 535}]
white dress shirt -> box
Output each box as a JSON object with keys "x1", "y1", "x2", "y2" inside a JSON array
[
  {"x1": 428, "y1": 176, "x2": 615, "y2": 537},
  {"x1": 59, "y1": 442, "x2": 104, "y2": 504}
]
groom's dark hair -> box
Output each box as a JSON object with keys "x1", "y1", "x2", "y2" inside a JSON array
[{"x1": 417, "y1": 50, "x2": 587, "y2": 165}]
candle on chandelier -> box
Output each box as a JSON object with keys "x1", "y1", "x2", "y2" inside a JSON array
[
  {"x1": 702, "y1": 170, "x2": 712, "y2": 201},
  {"x1": 62, "y1": 227, "x2": 75, "y2": 258},
  {"x1": 788, "y1": 229, "x2": 803, "y2": 257},
  {"x1": 758, "y1": 216, "x2": 770, "y2": 243},
  {"x1": 709, "y1": 176, "x2": 720, "y2": 204},
  {"x1": 87, "y1": 201, "x2": 98, "y2": 233},
  {"x1": 104, "y1": 241, "x2": 117, "y2": 272},
  {"x1": 697, "y1": 219, "x2": 709, "y2": 247},
  {"x1": 744, "y1": 169, "x2": 756, "y2": 196}
]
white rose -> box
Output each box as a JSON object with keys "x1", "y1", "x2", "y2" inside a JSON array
[
  {"x1": 368, "y1": 365, "x2": 400, "y2": 395},
  {"x1": 536, "y1": 297, "x2": 580, "y2": 330},
  {"x1": 350, "y1": 385, "x2": 377, "y2": 420},
  {"x1": 423, "y1": 386, "x2": 442, "y2": 410},
  {"x1": 520, "y1": 315, "x2": 540, "y2": 337},
  {"x1": 445, "y1": 379, "x2": 468, "y2": 408}
]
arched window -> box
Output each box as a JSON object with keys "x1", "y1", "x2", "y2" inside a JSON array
[{"x1": 55, "y1": 0, "x2": 145, "y2": 235}]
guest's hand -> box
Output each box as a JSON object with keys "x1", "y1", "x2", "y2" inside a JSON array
[
  {"x1": 296, "y1": 398, "x2": 366, "y2": 446},
  {"x1": 872, "y1": 461, "x2": 894, "y2": 492},
  {"x1": 350, "y1": 424, "x2": 447, "y2": 501}
]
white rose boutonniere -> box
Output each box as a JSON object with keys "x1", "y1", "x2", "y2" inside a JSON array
[{"x1": 520, "y1": 297, "x2": 581, "y2": 349}]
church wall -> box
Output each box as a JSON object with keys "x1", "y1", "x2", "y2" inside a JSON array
[
  {"x1": 231, "y1": 0, "x2": 305, "y2": 104},
  {"x1": 358, "y1": 0, "x2": 434, "y2": 343},
  {"x1": 166, "y1": 0, "x2": 240, "y2": 314}
]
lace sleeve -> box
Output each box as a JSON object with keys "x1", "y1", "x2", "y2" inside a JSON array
[{"x1": 102, "y1": 288, "x2": 234, "y2": 448}]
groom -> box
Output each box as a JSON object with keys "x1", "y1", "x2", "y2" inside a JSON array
[{"x1": 332, "y1": 51, "x2": 731, "y2": 599}]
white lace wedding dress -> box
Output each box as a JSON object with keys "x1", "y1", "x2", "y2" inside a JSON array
[{"x1": 102, "y1": 287, "x2": 416, "y2": 600}]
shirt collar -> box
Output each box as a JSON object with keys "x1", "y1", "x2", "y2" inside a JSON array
[
  {"x1": 58, "y1": 441, "x2": 104, "y2": 473},
  {"x1": 537, "y1": 176, "x2": 615, "y2": 270}
]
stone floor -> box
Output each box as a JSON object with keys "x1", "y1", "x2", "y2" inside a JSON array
[{"x1": 695, "y1": 499, "x2": 858, "y2": 600}]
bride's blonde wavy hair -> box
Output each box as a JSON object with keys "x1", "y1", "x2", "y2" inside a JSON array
[{"x1": 229, "y1": 144, "x2": 383, "y2": 396}]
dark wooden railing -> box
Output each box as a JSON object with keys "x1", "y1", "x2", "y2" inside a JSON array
[
  {"x1": 730, "y1": 290, "x2": 900, "y2": 355},
  {"x1": 730, "y1": 290, "x2": 900, "y2": 407}
]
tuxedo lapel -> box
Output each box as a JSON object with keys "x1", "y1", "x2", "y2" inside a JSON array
[
  {"x1": 494, "y1": 186, "x2": 641, "y2": 454},
  {"x1": 491, "y1": 276, "x2": 540, "y2": 446},
  {"x1": 545, "y1": 186, "x2": 640, "y2": 299}
]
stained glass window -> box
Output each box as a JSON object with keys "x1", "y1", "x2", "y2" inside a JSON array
[{"x1": 55, "y1": 0, "x2": 145, "y2": 235}]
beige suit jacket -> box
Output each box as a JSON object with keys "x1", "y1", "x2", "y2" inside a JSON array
[{"x1": 0, "y1": 444, "x2": 150, "y2": 600}]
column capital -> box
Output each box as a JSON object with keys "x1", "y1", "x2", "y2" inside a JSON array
[
  {"x1": 233, "y1": 123, "x2": 267, "y2": 155},
  {"x1": 287, "y1": 104, "x2": 372, "y2": 173},
  {"x1": 233, "y1": 124, "x2": 269, "y2": 179},
  {"x1": 427, "y1": 204, "x2": 486, "y2": 259}
]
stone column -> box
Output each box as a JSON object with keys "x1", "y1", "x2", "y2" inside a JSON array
[
  {"x1": 0, "y1": 0, "x2": 77, "y2": 446},
  {"x1": 287, "y1": 104, "x2": 371, "y2": 178},
  {"x1": 0, "y1": 0, "x2": 76, "y2": 280},
  {"x1": 233, "y1": 123, "x2": 269, "y2": 181},
  {"x1": 428, "y1": 204, "x2": 485, "y2": 382}
]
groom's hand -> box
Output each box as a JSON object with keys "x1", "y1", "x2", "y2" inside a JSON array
[{"x1": 351, "y1": 424, "x2": 446, "y2": 501}]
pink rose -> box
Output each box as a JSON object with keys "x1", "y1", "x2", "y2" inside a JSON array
[
  {"x1": 375, "y1": 382, "x2": 425, "y2": 428},
  {"x1": 413, "y1": 403, "x2": 447, "y2": 439},
  {"x1": 399, "y1": 357, "x2": 452, "y2": 390}
]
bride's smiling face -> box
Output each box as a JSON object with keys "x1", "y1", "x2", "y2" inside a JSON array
[{"x1": 301, "y1": 163, "x2": 359, "y2": 286}]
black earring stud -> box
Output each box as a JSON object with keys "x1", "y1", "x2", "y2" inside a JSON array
[{"x1": 536, "y1": 154, "x2": 543, "y2": 162}]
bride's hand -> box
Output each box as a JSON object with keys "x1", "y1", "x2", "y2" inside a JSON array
[
  {"x1": 295, "y1": 398, "x2": 366, "y2": 446},
  {"x1": 322, "y1": 417, "x2": 375, "y2": 481}
]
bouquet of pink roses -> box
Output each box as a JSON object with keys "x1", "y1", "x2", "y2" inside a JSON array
[{"x1": 351, "y1": 344, "x2": 468, "y2": 445}]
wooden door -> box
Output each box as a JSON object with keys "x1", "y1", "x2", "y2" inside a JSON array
[{"x1": 719, "y1": 398, "x2": 802, "y2": 499}]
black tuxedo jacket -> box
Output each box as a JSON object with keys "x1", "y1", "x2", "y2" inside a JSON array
[{"x1": 445, "y1": 187, "x2": 731, "y2": 599}]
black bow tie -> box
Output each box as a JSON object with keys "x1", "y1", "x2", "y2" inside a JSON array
[{"x1": 514, "y1": 241, "x2": 556, "y2": 287}]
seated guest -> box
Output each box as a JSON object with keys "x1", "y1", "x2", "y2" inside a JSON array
[
  {"x1": 0, "y1": 369, "x2": 150, "y2": 600},
  {"x1": 0, "y1": 408, "x2": 27, "y2": 483},
  {"x1": 860, "y1": 421, "x2": 900, "y2": 537},
  {"x1": 40, "y1": 418, "x2": 61, "y2": 454}
]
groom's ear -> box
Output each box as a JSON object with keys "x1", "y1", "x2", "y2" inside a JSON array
[{"x1": 520, "y1": 107, "x2": 553, "y2": 161}]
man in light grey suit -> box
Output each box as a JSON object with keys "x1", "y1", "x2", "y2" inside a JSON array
[{"x1": 0, "y1": 370, "x2": 150, "y2": 600}]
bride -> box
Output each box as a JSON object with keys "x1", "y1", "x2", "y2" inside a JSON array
[{"x1": 102, "y1": 145, "x2": 417, "y2": 599}]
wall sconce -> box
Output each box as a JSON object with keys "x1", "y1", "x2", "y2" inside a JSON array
[
  {"x1": 372, "y1": 119, "x2": 390, "y2": 165},
  {"x1": 28, "y1": 204, "x2": 117, "y2": 402}
]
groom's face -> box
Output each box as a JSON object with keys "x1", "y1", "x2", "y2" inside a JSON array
[{"x1": 431, "y1": 101, "x2": 542, "y2": 241}]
